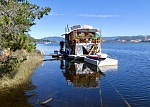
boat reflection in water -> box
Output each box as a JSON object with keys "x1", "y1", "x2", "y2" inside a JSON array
[{"x1": 60, "y1": 60, "x2": 118, "y2": 88}]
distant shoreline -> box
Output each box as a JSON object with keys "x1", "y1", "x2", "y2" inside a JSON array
[
  {"x1": 34, "y1": 35, "x2": 150, "y2": 43},
  {"x1": 102, "y1": 41, "x2": 150, "y2": 43}
]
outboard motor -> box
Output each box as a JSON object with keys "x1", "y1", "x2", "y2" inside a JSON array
[{"x1": 60, "y1": 41, "x2": 64, "y2": 54}]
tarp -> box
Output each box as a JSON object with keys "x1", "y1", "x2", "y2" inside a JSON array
[
  {"x1": 76, "y1": 45, "x2": 83, "y2": 55},
  {"x1": 83, "y1": 44, "x2": 93, "y2": 52}
]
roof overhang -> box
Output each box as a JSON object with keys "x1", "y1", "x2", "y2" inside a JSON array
[
  {"x1": 62, "y1": 25, "x2": 100, "y2": 35},
  {"x1": 63, "y1": 28, "x2": 99, "y2": 35}
]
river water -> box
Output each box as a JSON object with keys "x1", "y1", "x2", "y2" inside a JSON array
[{"x1": 0, "y1": 42, "x2": 150, "y2": 107}]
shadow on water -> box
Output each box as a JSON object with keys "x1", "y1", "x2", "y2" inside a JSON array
[{"x1": 0, "y1": 81, "x2": 36, "y2": 107}]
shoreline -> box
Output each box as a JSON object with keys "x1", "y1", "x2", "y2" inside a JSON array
[{"x1": 0, "y1": 50, "x2": 43, "y2": 93}]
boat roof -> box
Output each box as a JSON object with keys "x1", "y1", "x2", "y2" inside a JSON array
[{"x1": 62, "y1": 25, "x2": 99, "y2": 35}]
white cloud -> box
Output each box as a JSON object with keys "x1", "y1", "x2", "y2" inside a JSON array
[
  {"x1": 49, "y1": 13, "x2": 65, "y2": 16},
  {"x1": 49, "y1": 12, "x2": 120, "y2": 18},
  {"x1": 76, "y1": 14, "x2": 120, "y2": 18}
]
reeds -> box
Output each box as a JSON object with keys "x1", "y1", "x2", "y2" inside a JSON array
[{"x1": 0, "y1": 49, "x2": 43, "y2": 92}]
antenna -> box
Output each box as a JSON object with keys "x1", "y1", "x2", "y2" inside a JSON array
[
  {"x1": 99, "y1": 26, "x2": 102, "y2": 53},
  {"x1": 100, "y1": 30, "x2": 102, "y2": 37},
  {"x1": 67, "y1": 24, "x2": 69, "y2": 32},
  {"x1": 100, "y1": 26, "x2": 102, "y2": 37}
]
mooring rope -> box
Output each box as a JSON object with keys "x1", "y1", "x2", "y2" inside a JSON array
[
  {"x1": 107, "y1": 76, "x2": 131, "y2": 107},
  {"x1": 70, "y1": 59, "x2": 76, "y2": 62},
  {"x1": 99, "y1": 79, "x2": 103, "y2": 107}
]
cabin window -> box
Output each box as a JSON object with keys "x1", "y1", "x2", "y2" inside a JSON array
[{"x1": 95, "y1": 32, "x2": 100, "y2": 38}]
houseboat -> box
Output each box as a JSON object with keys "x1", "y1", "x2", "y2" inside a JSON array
[
  {"x1": 61, "y1": 25, "x2": 101, "y2": 59},
  {"x1": 61, "y1": 24, "x2": 118, "y2": 66}
]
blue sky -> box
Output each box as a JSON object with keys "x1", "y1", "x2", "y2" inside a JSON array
[{"x1": 28, "y1": 0, "x2": 150, "y2": 39}]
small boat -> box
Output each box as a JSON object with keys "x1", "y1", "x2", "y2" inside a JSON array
[
  {"x1": 44, "y1": 42, "x2": 49, "y2": 44},
  {"x1": 84, "y1": 53, "x2": 118, "y2": 66},
  {"x1": 44, "y1": 39, "x2": 51, "y2": 44},
  {"x1": 44, "y1": 41, "x2": 51, "y2": 44}
]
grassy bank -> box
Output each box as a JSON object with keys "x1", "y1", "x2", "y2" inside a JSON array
[{"x1": 0, "y1": 50, "x2": 43, "y2": 92}]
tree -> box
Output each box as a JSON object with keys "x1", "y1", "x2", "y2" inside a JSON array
[{"x1": 0, "y1": 0, "x2": 50, "y2": 52}]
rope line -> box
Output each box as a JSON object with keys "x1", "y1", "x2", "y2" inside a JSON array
[
  {"x1": 107, "y1": 78, "x2": 131, "y2": 107},
  {"x1": 99, "y1": 80, "x2": 103, "y2": 107}
]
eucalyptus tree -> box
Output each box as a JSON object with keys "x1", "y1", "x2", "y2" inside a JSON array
[{"x1": 0, "y1": 0, "x2": 50, "y2": 51}]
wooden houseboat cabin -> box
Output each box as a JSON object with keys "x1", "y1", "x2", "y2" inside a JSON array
[{"x1": 62, "y1": 25, "x2": 101, "y2": 57}]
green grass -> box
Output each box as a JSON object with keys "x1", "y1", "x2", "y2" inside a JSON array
[{"x1": 0, "y1": 49, "x2": 43, "y2": 92}]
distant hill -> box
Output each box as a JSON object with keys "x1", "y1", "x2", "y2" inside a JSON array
[
  {"x1": 103, "y1": 35, "x2": 150, "y2": 43},
  {"x1": 102, "y1": 36, "x2": 120, "y2": 40},
  {"x1": 35, "y1": 35, "x2": 150, "y2": 43},
  {"x1": 42, "y1": 36, "x2": 119, "y2": 41},
  {"x1": 41, "y1": 36, "x2": 65, "y2": 42}
]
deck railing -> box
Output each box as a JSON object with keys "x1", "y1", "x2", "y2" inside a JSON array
[{"x1": 72, "y1": 37, "x2": 101, "y2": 44}]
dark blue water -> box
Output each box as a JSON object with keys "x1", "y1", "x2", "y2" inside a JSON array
[{"x1": 14, "y1": 43, "x2": 150, "y2": 107}]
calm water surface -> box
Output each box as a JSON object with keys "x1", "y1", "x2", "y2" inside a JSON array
[{"x1": 0, "y1": 42, "x2": 150, "y2": 107}]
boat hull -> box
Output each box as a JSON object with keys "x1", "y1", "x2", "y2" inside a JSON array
[{"x1": 84, "y1": 57, "x2": 118, "y2": 66}]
